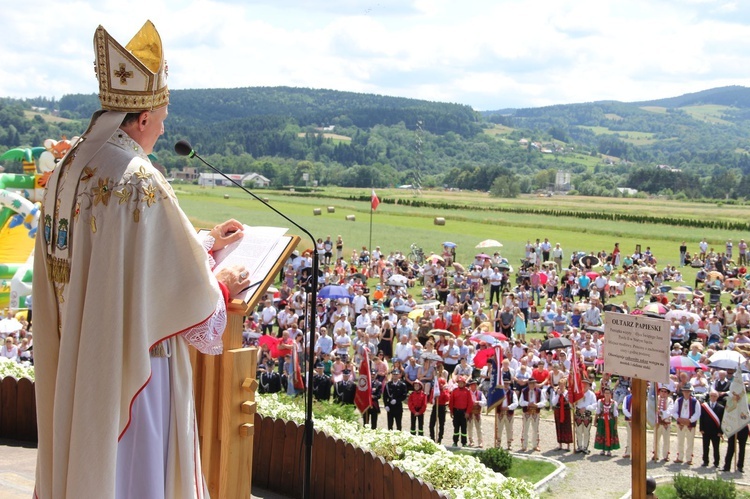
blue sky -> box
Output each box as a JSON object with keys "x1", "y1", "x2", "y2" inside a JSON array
[{"x1": 2, "y1": 0, "x2": 750, "y2": 110}]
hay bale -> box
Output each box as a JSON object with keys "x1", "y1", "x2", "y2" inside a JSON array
[
  {"x1": 313, "y1": 208, "x2": 322, "y2": 216},
  {"x1": 346, "y1": 215, "x2": 356, "y2": 222},
  {"x1": 223, "y1": 194, "x2": 230, "y2": 199},
  {"x1": 434, "y1": 217, "x2": 446, "y2": 226},
  {"x1": 262, "y1": 197, "x2": 269, "y2": 203},
  {"x1": 327, "y1": 206, "x2": 335, "y2": 213}
]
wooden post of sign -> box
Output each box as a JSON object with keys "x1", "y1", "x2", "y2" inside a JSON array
[{"x1": 631, "y1": 378, "x2": 647, "y2": 499}]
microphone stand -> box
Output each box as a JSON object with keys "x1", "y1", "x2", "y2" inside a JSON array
[{"x1": 175, "y1": 141, "x2": 317, "y2": 499}]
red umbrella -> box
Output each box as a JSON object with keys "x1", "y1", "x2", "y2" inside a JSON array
[
  {"x1": 473, "y1": 346, "x2": 500, "y2": 369},
  {"x1": 485, "y1": 331, "x2": 508, "y2": 341},
  {"x1": 586, "y1": 271, "x2": 599, "y2": 280},
  {"x1": 475, "y1": 253, "x2": 491, "y2": 259},
  {"x1": 539, "y1": 273, "x2": 548, "y2": 285},
  {"x1": 259, "y1": 334, "x2": 293, "y2": 358},
  {"x1": 670, "y1": 356, "x2": 700, "y2": 372},
  {"x1": 643, "y1": 302, "x2": 668, "y2": 315}
]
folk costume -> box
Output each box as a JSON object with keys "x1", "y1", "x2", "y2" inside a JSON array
[
  {"x1": 594, "y1": 397, "x2": 620, "y2": 453},
  {"x1": 33, "y1": 21, "x2": 226, "y2": 499},
  {"x1": 574, "y1": 381, "x2": 598, "y2": 454},
  {"x1": 449, "y1": 377, "x2": 474, "y2": 446},
  {"x1": 551, "y1": 388, "x2": 574, "y2": 447},
  {"x1": 467, "y1": 381, "x2": 487, "y2": 447},
  {"x1": 653, "y1": 387, "x2": 675, "y2": 462},
  {"x1": 519, "y1": 380, "x2": 547, "y2": 451},
  {"x1": 494, "y1": 382, "x2": 518, "y2": 450},
  {"x1": 670, "y1": 385, "x2": 701, "y2": 464}
]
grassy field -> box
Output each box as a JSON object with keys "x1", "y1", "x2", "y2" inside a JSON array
[
  {"x1": 175, "y1": 186, "x2": 750, "y2": 278},
  {"x1": 680, "y1": 104, "x2": 733, "y2": 125}
]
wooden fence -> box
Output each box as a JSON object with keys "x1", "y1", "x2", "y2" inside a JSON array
[
  {"x1": 252, "y1": 414, "x2": 448, "y2": 499},
  {"x1": 0, "y1": 376, "x2": 37, "y2": 442}
]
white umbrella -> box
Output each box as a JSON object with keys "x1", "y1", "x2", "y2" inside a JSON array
[
  {"x1": 669, "y1": 286, "x2": 693, "y2": 295},
  {"x1": 475, "y1": 239, "x2": 503, "y2": 249},
  {"x1": 386, "y1": 274, "x2": 408, "y2": 286},
  {"x1": 709, "y1": 350, "x2": 747, "y2": 365},
  {"x1": 0, "y1": 318, "x2": 23, "y2": 334},
  {"x1": 638, "y1": 266, "x2": 657, "y2": 274},
  {"x1": 664, "y1": 309, "x2": 701, "y2": 322}
]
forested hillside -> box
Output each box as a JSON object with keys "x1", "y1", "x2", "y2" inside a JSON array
[{"x1": 4, "y1": 85, "x2": 750, "y2": 200}]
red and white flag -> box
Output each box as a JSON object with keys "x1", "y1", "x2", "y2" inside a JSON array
[
  {"x1": 354, "y1": 350, "x2": 372, "y2": 414},
  {"x1": 371, "y1": 189, "x2": 380, "y2": 211},
  {"x1": 569, "y1": 342, "x2": 584, "y2": 404}
]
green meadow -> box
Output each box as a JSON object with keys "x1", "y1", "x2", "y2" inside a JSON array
[{"x1": 176, "y1": 185, "x2": 750, "y2": 274}]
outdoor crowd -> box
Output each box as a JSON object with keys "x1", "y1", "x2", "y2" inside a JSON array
[
  {"x1": 0, "y1": 314, "x2": 32, "y2": 365},
  {"x1": 246, "y1": 235, "x2": 750, "y2": 472}
]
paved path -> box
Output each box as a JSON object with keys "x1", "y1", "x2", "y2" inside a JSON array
[
  {"x1": 440, "y1": 411, "x2": 745, "y2": 498},
  {"x1": 2, "y1": 413, "x2": 744, "y2": 499}
]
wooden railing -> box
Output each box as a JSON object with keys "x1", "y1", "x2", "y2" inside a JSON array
[
  {"x1": 0, "y1": 376, "x2": 37, "y2": 442},
  {"x1": 252, "y1": 413, "x2": 448, "y2": 499}
]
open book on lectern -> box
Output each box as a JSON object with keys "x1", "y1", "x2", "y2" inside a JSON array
[{"x1": 199, "y1": 225, "x2": 300, "y2": 313}]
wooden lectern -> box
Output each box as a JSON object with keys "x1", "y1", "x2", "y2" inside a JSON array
[{"x1": 190, "y1": 233, "x2": 300, "y2": 498}]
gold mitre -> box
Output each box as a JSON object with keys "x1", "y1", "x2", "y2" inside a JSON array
[{"x1": 94, "y1": 20, "x2": 169, "y2": 112}]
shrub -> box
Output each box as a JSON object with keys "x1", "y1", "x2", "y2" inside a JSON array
[
  {"x1": 673, "y1": 473, "x2": 735, "y2": 499},
  {"x1": 475, "y1": 447, "x2": 513, "y2": 475}
]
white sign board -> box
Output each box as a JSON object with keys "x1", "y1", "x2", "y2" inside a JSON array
[{"x1": 603, "y1": 312, "x2": 670, "y2": 384}]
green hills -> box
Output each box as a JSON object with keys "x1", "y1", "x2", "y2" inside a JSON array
[{"x1": 2, "y1": 85, "x2": 750, "y2": 199}]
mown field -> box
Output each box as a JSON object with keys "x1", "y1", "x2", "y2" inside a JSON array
[{"x1": 176, "y1": 186, "x2": 750, "y2": 275}]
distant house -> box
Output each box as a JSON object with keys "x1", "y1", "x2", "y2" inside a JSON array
[
  {"x1": 519, "y1": 138, "x2": 529, "y2": 145},
  {"x1": 171, "y1": 166, "x2": 200, "y2": 182},
  {"x1": 244, "y1": 173, "x2": 271, "y2": 188},
  {"x1": 617, "y1": 188, "x2": 638, "y2": 195}
]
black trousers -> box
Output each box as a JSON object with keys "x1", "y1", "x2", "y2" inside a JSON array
[
  {"x1": 453, "y1": 409, "x2": 468, "y2": 446},
  {"x1": 430, "y1": 404, "x2": 447, "y2": 442},
  {"x1": 703, "y1": 433, "x2": 721, "y2": 467},
  {"x1": 387, "y1": 406, "x2": 403, "y2": 431},
  {"x1": 363, "y1": 409, "x2": 379, "y2": 430},
  {"x1": 725, "y1": 428, "x2": 748, "y2": 471},
  {"x1": 489, "y1": 285, "x2": 502, "y2": 305}
]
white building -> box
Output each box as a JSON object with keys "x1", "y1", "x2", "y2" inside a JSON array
[{"x1": 198, "y1": 172, "x2": 270, "y2": 188}]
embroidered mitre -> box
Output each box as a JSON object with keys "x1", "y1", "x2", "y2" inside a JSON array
[{"x1": 94, "y1": 20, "x2": 169, "y2": 112}]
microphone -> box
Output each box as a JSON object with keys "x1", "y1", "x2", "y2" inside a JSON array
[{"x1": 174, "y1": 139, "x2": 318, "y2": 499}]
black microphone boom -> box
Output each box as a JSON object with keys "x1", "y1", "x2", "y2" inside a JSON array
[{"x1": 175, "y1": 139, "x2": 318, "y2": 499}]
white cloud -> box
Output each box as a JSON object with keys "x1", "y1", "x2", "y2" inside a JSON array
[{"x1": 1, "y1": 0, "x2": 750, "y2": 109}]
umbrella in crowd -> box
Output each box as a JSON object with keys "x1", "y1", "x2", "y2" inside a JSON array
[
  {"x1": 386, "y1": 274, "x2": 408, "y2": 286},
  {"x1": 318, "y1": 285, "x2": 354, "y2": 300},
  {"x1": 539, "y1": 273, "x2": 549, "y2": 285},
  {"x1": 580, "y1": 255, "x2": 601, "y2": 268},
  {"x1": 542, "y1": 261, "x2": 557, "y2": 268},
  {"x1": 708, "y1": 350, "x2": 747, "y2": 368},
  {"x1": 670, "y1": 286, "x2": 693, "y2": 296},
  {"x1": 642, "y1": 302, "x2": 668, "y2": 316},
  {"x1": 539, "y1": 337, "x2": 572, "y2": 352},
  {"x1": 350, "y1": 272, "x2": 367, "y2": 282},
  {"x1": 725, "y1": 278, "x2": 742, "y2": 289},
  {"x1": 395, "y1": 305, "x2": 414, "y2": 314},
  {"x1": 603, "y1": 303, "x2": 624, "y2": 314},
  {"x1": 408, "y1": 308, "x2": 425, "y2": 320},
  {"x1": 479, "y1": 331, "x2": 508, "y2": 341},
  {"x1": 421, "y1": 352, "x2": 443, "y2": 362},
  {"x1": 585, "y1": 271, "x2": 599, "y2": 280},
  {"x1": 475, "y1": 239, "x2": 503, "y2": 249},
  {"x1": 0, "y1": 318, "x2": 23, "y2": 334},
  {"x1": 670, "y1": 356, "x2": 701, "y2": 372},
  {"x1": 453, "y1": 262, "x2": 466, "y2": 274},
  {"x1": 638, "y1": 266, "x2": 657, "y2": 274},
  {"x1": 473, "y1": 346, "x2": 501, "y2": 369},
  {"x1": 583, "y1": 325, "x2": 605, "y2": 334},
  {"x1": 443, "y1": 242, "x2": 457, "y2": 248},
  {"x1": 475, "y1": 253, "x2": 491, "y2": 260},
  {"x1": 430, "y1": 254, "x2": 445, "y2": 262},
  {"x1": 429, "y1": 329, "x2": 455, "y2": 338},
  {"x1": 497, "y1": 262, "x2": 513, "y2": 272},
  {"x1": 707, "y1": 271, "x2": 724, "y2": 281},
  {"x1": 469, "y1": 334, "x2": 500, "y2": 345},
  {"x1": 245, "y1": 332, "x2": 262, "y2": 340},
  {"x1": 664, "y1": 309, "x2": 701, "y2": 322}
]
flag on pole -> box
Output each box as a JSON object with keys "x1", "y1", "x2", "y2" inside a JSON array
[
  {"x1": 371, "y1": 189, "x2": 380, "y2": 211},
  {"x1": 569, "y1": 342, "x2": 584, "y2": 404},
  {"x1": 291, "y1": 346, "x2": 305, "y2": 390},
  {"x1": 485, "y1": 346, "x2": 506, "y2": 413},
  {"x1": 721, "y1": 360, "x2": 750, "y2": 438},
  {"x1": 354, "y1": 350, "x2": 373, "y2": 414}
]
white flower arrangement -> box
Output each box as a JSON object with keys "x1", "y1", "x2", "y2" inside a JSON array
[
  {"x1": 0, "y1": 360, "x2": 34, "y2": 381},
  {"x1": 257, "y1": 393, "x2": 538, "y2": 499}
]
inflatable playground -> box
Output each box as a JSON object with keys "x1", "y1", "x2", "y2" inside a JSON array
[{"x1": 0, "y1": 136, "x2": 78, "y2": 312}]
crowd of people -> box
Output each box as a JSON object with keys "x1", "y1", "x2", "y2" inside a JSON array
[
  {"x1": 0, "y1": 318, "x2": 32, "y2": 365},
  {"x1": 246, "y1": 235, "x2": 750, "y2": 471}
]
